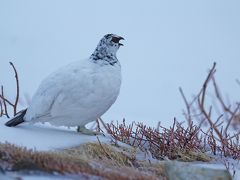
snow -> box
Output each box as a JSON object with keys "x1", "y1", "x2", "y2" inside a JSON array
[{"x1": 0, "y1": 117, "x2": 109, "y2": 151}]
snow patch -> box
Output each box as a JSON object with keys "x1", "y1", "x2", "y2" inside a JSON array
[{"x1": 0, "y1": 117, "x2": 108, "y2": 151}]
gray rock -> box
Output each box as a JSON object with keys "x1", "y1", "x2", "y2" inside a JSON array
[{"x1": 164, "y1": 161, "x2": 232, "y2": 180}]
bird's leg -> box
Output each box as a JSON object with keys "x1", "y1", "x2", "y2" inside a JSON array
[{"x1": 77, "y1": 125, "x2": 102, "y2": 135}]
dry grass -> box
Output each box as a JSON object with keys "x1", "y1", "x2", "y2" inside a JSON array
[
  {"x1": 0, "y1": 143, "x2": 166, "y2": 179},
  {"x1": 0, "y1": 143, "x2": 91, "y2": 173},
  {"x1": 63, "y1": 142, "x2": 135, "y2": 167},
  {"x1": 63, "y1": 142, "x2": 166, "y2": 178}
]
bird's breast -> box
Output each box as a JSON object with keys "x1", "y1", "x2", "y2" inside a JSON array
[{"x1": 50, "y1": 64, "x2": 121, "y2": 118}]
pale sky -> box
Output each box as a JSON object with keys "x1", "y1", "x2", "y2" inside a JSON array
[{"x1": 1, "y1": 0, "x2": 240, "y2": 127}]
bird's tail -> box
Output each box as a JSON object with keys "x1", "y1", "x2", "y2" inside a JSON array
[{"x1": 5, "y1": 109, "x2": 27, "y2": 127}]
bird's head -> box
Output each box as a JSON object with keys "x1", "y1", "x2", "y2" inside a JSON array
[
  {"x1": 91, "y1": 34, "x2": 124, "y2": 65},
  {"x1": 96, "y1": 34, "x2": 124, "y2": 55}
]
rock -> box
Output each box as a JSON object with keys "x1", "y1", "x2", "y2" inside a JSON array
[{"x1": 164, "y1": 161, "x2": 232, "y2": 180}]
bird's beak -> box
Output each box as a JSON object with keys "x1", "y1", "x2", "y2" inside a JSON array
[
  {"x1": 118, "y1": 37, "x2": 124, "y2": 46},
  {"x1": 118, "y1": 36, "x2": 125, "y2": 41}
]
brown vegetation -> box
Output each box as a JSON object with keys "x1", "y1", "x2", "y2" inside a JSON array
[
  {"x1": 104, "y1": 119, "x2": 211, "y2": 161},
  {"x1": 102, "y1": 63, "x2": 240, "y2": 161},
  {"x1": 0, "y1": 143, "x2": 166, "y2": 180}
]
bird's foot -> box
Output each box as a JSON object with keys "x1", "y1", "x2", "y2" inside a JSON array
[{"x1": 77, "y1": 126, "x2": 102, "y2": 136}]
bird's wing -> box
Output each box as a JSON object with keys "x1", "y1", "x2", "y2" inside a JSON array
[
  {"x1": 25, "y1": 60, "x2": 92, "y2": 121},
  {"x1": 24, "y1": 73, "x2": 63, "y2": 120}
]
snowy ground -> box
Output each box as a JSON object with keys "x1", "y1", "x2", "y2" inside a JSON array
[{"x1": 0, "y1": 117, "x2": 108, "y2": 151}]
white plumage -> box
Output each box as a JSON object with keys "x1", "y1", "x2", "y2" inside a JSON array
[
  {"x1": 25, "y1": 58, "x2": 121, "y2": 126},
  {"x1": 6, "y1": 34, "x2": 124, "y2": 135}
]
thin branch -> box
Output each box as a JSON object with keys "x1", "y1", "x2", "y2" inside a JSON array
[
  {"x1": 96, "y1": 136, "x2": 112, "y2": 160},
  {"x1": 200, "y1": 62, "x2": 216, "y2": 106},
  {"x1": 198, "y1": 62, "x2": 227, "y2": 146},
  {"x1": 1, "y1": 86, "x2": 10, "y2": 118},
  {"x1": 0, "y1": 99, "x2": 3, "y2": 116},
  {"x1": 9, "y1": 62, "x2": 20, "y2": 115},
  {"x1": 98, "y1": 117, "x2": 108, "y2": 132},
  {"x1": 0, "y1": 94, "x2": 14, "y2": 107},
  {"x1": 224, "y1": 104, "x2": 240, "y2": 137},
  {"x1": 179, "y1": 87, "x2": 192, "y2": 125},
  {"x1": 212, "y1": 76, "x2": 234, "y2": 115}
]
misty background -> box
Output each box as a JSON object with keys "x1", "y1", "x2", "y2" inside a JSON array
[{"x1": 0, "y1": 0, "x2": 240, "y2": 127}]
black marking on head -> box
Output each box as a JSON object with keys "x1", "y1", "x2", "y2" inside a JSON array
[
  {"x1": 90, "y1": 34, "x2": 123, "y2": 66},
  {"x1": 105, "y1": 34, "x2": 114, "y2": 39}
]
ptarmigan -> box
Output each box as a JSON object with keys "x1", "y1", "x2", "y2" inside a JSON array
[{"x1": 5, "y1": 34, "x2": 124, "y2": 135}]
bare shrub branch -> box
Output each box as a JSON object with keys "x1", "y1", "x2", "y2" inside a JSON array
[
  {"x1": 10, "y1": 62, "x2": 20, "y2": 115},
  {"x1": 1, "y1": 86, "x2": 10, "y2": 118},
  {"x1": 103, "y1": 62, "x2": 240, "y2": 161},
  {"x1": 0, "y1": 62, "x2": 20, "y2": 118}
]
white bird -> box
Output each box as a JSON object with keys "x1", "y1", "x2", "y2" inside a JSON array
[{"x1": 5, "y1": 34, "x2": 124, "y2": 135}]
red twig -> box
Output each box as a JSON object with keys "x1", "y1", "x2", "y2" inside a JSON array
[{"x1": 9, "y1": 62, "x2": 20, "y2": 116}]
